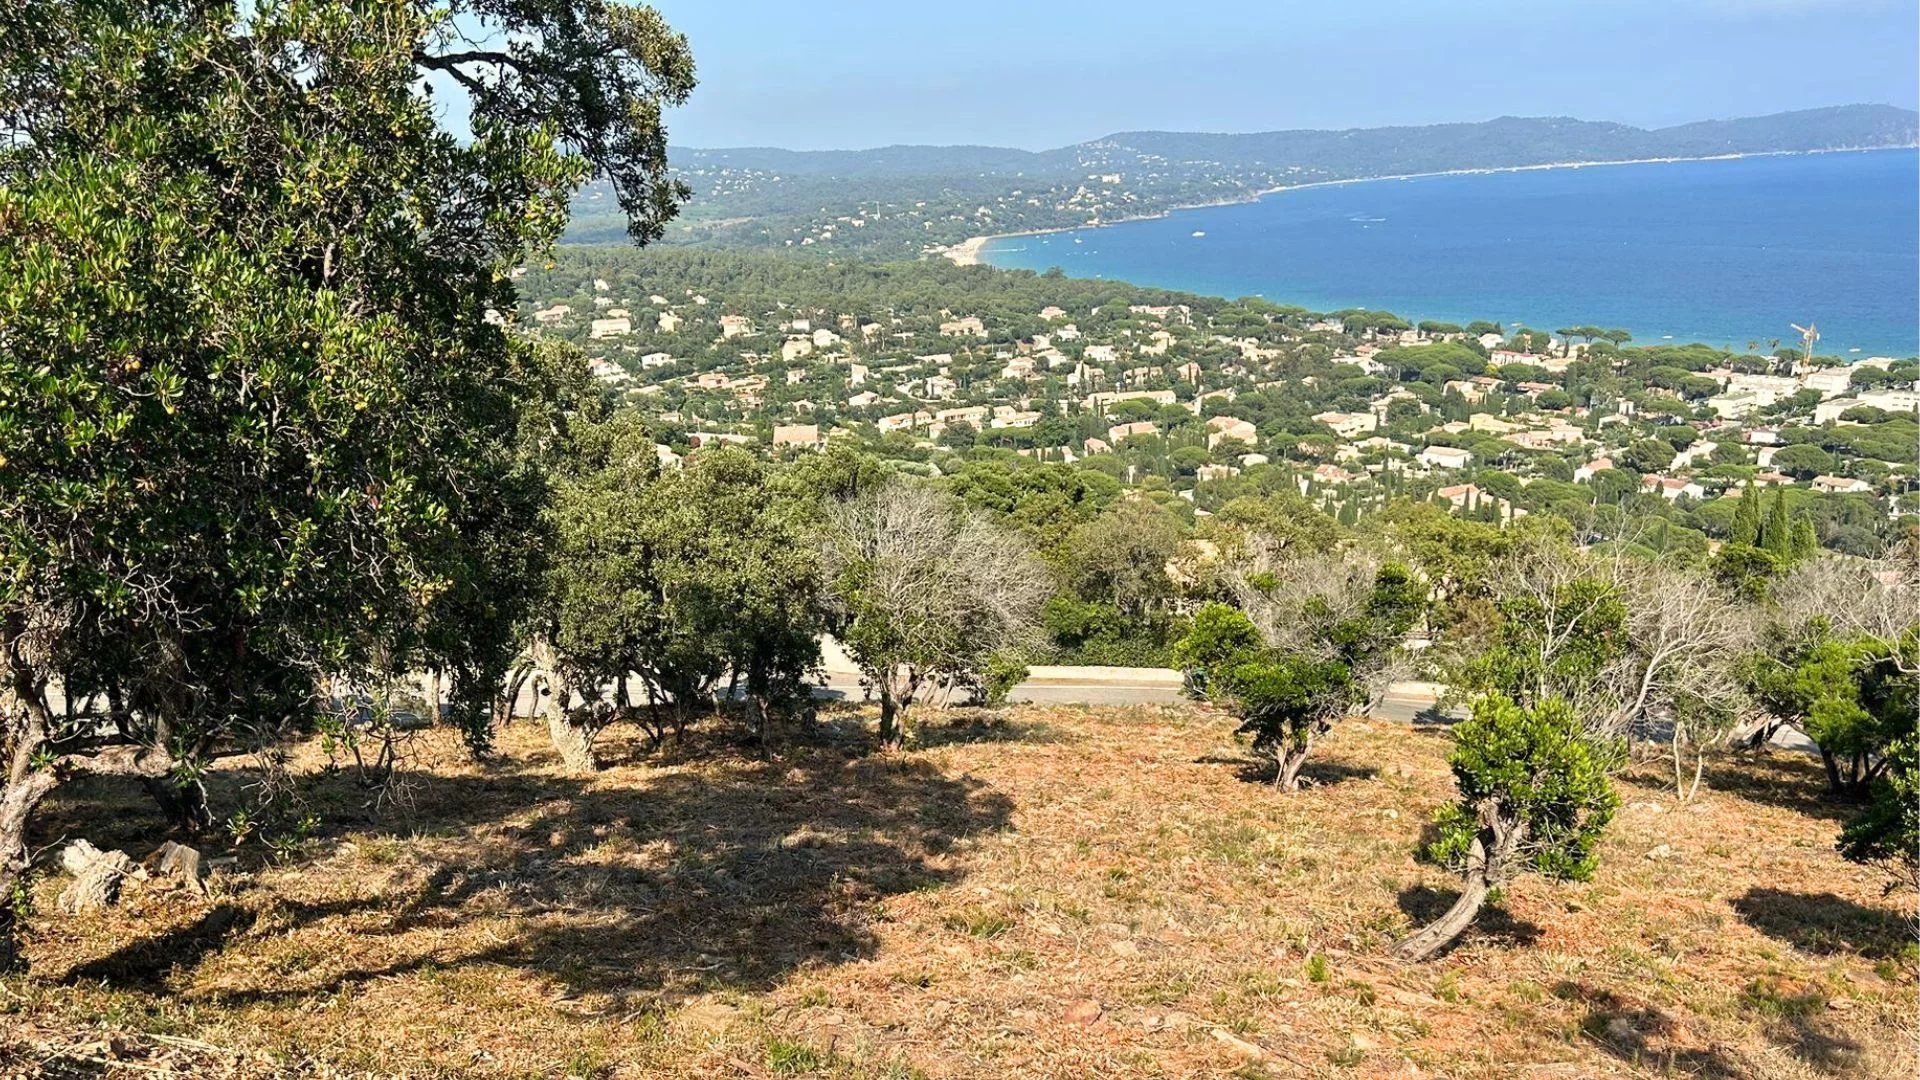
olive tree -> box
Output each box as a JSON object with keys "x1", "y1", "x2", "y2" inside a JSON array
[
  {"x1": 1396, "y1": 694, "x2": 1618, "y2": 961},
  {"x1": 821, "y1": 480, "x2": 1048, "y2": 749}
]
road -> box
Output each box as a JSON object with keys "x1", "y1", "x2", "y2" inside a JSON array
[{"x1": 814, "y1": 665, "x2": 1459, "y2": 722}]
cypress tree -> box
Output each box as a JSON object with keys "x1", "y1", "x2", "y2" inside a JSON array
[
  {"x1": 1791, "y1": 516, "x2": 1819, "y2": 559},
  {"x1": 1762, "y1": 487, "x2": 1793, "y2": 559},
  {"x1": 1730, "y1": 482, "x2": 1761, "y2": 546}
]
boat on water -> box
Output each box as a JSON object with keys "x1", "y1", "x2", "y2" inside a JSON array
[{"x1": 1191, "y1": 230, "x2": 1206, "y2": 237}]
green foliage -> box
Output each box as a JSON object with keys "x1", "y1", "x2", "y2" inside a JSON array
[
  {"x1": 1710, "y1": 544, "x2": 1782, "y2": 602},
  {"x1": 1748, "y1": 628, "x2": 1917, "y2": 794},
  {"x1": 1171, "y1": 603, "x2": 1263, "y2": 695},
  {"x1": 544, "y1": 435, "x2": 825, "y2": 740},
  {"x1": 1427, "y1": 695, "x2": 1619, "y2": 882},
  {"x1": 981, "y1": 652, "x2": 1030, "y2": 707},
  {"x1": 1762, "y1": 487, "x2": 1794, "y2": 559},
  {"x1": 1730, "y1": 483, "x2": 1762, "y2": 547},
  {"x1": 0, "y1": 0, "x2": 690, "y2": 809},
  {"x1": 1839, "y1": 735, "x2": 1920, "y2": 890},
  {"x1": 1212, "y1": 558, "x2": 1422, "y2": 784},
  {"x1": 1222, "y1": 653, "x2": 1354, "y2": 759}
]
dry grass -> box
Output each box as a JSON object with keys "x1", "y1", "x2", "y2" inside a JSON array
[{"x1": 1, "y1": 704, "x2": 1913, "y2": 1078}]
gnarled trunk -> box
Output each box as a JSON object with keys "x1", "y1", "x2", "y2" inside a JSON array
[
  {"x1": 546, "y1": 704, "x2": 597, "y2": 772},
  {"x1": 530, "y1": 638, "x2": 597, "y2": 772},
  {"x1": 1276, "y1": 737, "x2": 1313, "y2": 792},
  {"x1": 1395, "y1": 803, "x2": 1526, "y2": 962},
  {"x1": 1394, "y1": 863, "x2": 1492, "y2": 962},
  {"x1": 876, "y1": 689, "x2": 902, "y2": 751},
  {"x1": 874, "y1": 665, "x2": 920, "y2": 751}
]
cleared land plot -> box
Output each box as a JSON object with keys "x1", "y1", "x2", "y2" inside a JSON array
[{"x1": 3, "y1": 704, "x2": 1913, "y2": 1078}]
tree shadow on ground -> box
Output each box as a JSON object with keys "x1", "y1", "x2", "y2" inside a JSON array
[
  {"x1": 1396, "y1": 884, "x2": 1541, "y2": 953},
  {"x1": 1730, "y1": 886, "x2": 1913, "y2": 960},
  {"x1": 1555, "y1": 981, "x2": 1867, "y2": 1078},
  {"x1": 38, "y1": 734, "x2": 1014, "y2": 1009},
  {"x1": 1685, "y1": 751, "x2": 1860, "y2": 822},
  {"x1": 911, "y1": 709, "x2": 1061, "y2": 749},
  {"x1": 1191, "y1": 753, "x2": 1379, "y2": 789}
]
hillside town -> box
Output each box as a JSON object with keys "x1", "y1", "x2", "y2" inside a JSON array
[{"x1": 520, "y1": 249, "x2": 1917, "y2": 557}]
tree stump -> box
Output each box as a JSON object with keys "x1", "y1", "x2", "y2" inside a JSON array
[{"x1": 143, "y1": 841, "x2": 208, "y2": 897}]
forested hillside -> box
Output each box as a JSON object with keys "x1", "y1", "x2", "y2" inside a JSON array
[{"x1": 565, "y1": 105, "x2": 1920, "y2": 255}]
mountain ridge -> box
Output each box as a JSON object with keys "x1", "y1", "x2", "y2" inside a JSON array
[{"x1": 563, "y1": 105, "x2": 1918, "y2": 254}]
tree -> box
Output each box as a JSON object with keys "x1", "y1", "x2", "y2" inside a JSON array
[
  {"x1": 821, "y1": 480, "x2": 1048, "y2": 749},
  {"x1": 1458, "y1": 533, "x2": 1628, "y2": 719},
  {"x1": 1058, "y1": 499, "x2": 1184, "y2": 621},
  {"x1": 939, "y1": 420, "x2": 978, "y2": 450},
  {"x1": 1747, "y1": 628, "x2": 1915, "y2": 796},
  {"x1": 408, "y1": 0, "x2": 696, "y2": 243},
  {"x1": 0, "y1": 0, "x2": 691, "y2": 962},
  {"x1": 1395, "y1": 695, "x2": 1618, "y2": 960},
  {"x1": 1839, "y1": 733, "x2": 1919, "y2": 893},
  {"x1": 535, "y1": 436, "x2": 826, "y2": 768},
  {"x1": 1207, "y1": 544, "x2": 1422, "y2": 790},
  {"x1": 1729, "y1": 483, "x2": 1761, "y2": 547},
  {"x1": 1769, "y1": 444, "x2": 1834, "y2": 481},
  {"x1": 1169, "y1": 602, "x2": 1262, "y2": 698},
  {"x1": 1761, "y1": 486, "x2": 1794, "y2": 560},
  {"x1": 1610, "y1": 563, "x2": 1753, "y2": 798}
]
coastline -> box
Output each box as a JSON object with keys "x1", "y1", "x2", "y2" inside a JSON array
[{"x1": 943, "y1": 144, "x2": 1918, "y2": 266}]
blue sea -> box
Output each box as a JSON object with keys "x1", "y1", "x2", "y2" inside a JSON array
[{"x1": 981, "y1": 149, "x2": 1920, "y2": 358}]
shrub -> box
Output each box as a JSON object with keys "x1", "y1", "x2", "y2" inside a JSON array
[{"x1": 1396, "y1": 695, "x2": 1618, "y2": 960}]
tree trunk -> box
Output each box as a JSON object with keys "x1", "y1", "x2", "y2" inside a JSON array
[
  {"x1": 143, "y1": 775, "x2": 213, "y2": 834},
  {"x1": 1395, "y1": 804, "x2": 1524, "y2": 962},
  {"x1": 494, "y1": 665, "x2": 530, "y2": 728},
  {"x1": 530, "y1": 638, "x2": 597, "y2": 772},
  {"x1": 1820, "y1": 749, "x2": 1844, "y2": 794},
  {"x1": 1395, "y1": 860, "x2": 1492, "y2": 962},
  {"x1": 545, "y1": 699, "x2": 598, "y2": 773},
  {"x1": 1276, "y1": 742, "x2": 1310, "y2": 792},
  {"x1": 0, "y1": 767, "x2": 54, "y2": 971},
  {"x1": 877, "y1": 689, "x2": 902, "y2": 751}
]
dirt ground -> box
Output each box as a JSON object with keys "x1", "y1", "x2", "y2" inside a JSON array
[{"x1": 1, "y1": 704, "x2": 1913, "y2": 1078}]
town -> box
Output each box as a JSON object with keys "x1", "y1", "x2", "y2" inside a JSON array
[{"x1": 521, "y1": 248, "x2": 1916, "y2": 565}]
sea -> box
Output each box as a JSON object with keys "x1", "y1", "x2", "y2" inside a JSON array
[{"x1": 980, "y1": 149, "x2": 1920, "y2": 358}]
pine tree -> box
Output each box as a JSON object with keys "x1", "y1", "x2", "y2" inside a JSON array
[
  {"x1": 1730, "y1": 482, "x2": 1761, "y2": 547},
  {"x1": 1762, "y1": 487, "x2": 1793, "y2": 559}
]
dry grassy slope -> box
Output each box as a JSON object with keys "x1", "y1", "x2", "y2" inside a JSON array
[{"x1": 2, "y1": 704, "x2": 1913, "y2": 1079}]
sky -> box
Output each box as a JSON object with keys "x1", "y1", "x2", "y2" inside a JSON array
[{"x1": 651, "y1": 0, "x2": 1920, "y2": 150}]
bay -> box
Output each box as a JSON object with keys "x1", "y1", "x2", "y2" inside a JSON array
[{"x1": 980, "y1": 149, "x2": 1919, "y2": 357}]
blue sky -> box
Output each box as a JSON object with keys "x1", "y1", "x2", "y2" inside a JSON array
[{"x1": 653, "y1": 0, "x2": 1920, "y2": 150}]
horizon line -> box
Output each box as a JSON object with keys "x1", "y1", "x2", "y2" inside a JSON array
[{"x1": 665, "y1": 102, "x2": 1919, "y2": 157}]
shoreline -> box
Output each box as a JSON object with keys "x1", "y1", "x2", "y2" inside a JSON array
[{"x1": 943, "y1": 144, "x2": 1917, "y2": 266}]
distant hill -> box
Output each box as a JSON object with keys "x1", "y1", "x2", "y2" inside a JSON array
[{"x1": 565, "y1": 105, "x2": 1918, "y2": 255}]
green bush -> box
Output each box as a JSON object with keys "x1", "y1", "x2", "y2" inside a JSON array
[
  {"x1": 1427, "y1": 695, "x2": 1619, "y2": 882},
  {"x1": 1170, "y1": 602, "x2": 1262, "y2": 698},
  {"x1": 1398, "y1": 694, "x2": 1618, "y2": 960}
]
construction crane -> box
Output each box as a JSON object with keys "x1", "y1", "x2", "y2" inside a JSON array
[{"x1": 1790, "y1": 322, "x2": 1819, "y2": 364}]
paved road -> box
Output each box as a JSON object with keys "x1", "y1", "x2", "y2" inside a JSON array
[{"x1": 814, "y1": 667, "x2": 1459, "y2": 721}]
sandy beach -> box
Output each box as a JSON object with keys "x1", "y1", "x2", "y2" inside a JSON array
[{"x1": 941, "y1": 235, "x2": 990, "y2": 266}]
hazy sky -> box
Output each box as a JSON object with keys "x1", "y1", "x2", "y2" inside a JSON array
[{"x1": 653, "y1": 0, "x2": 1920, "y2": 150}]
